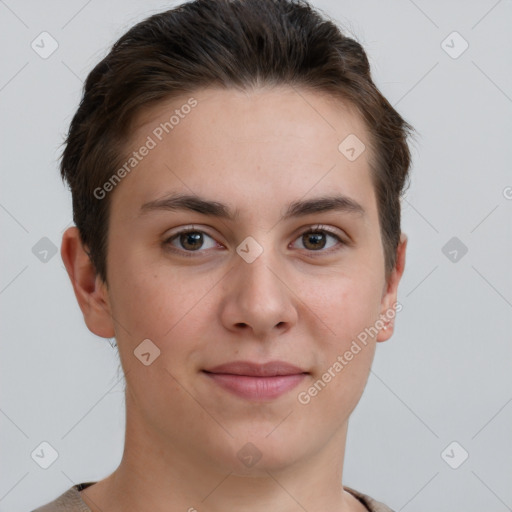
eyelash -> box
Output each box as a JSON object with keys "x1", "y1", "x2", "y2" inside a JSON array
[{"x1": 163, "y1": 224, "x2": 347, "y2": 258}]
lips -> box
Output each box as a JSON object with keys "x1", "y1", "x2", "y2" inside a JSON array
[
  {"x1": 202, "y1": 360, "x2": 309, "y2": 400},
  {"x1": 204, "y1": 360, "x2": 307, "y2": 377}
]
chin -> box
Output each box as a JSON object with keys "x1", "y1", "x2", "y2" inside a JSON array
[{"x1": 210, "y1": 432, "x2": 307, "y2": 476}]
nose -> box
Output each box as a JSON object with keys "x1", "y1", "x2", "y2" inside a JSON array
[{"x1": 219, "y1": 247, "x2": 298, "y2": 340}]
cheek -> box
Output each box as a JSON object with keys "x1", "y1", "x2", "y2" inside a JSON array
[
  {"x1": 107, "y1": 248, "x2": 221, "y2": 362},
  {"x1": 298, "y1": 311, "x2": 377, "y2": 420},
  {"x1": 301, "y1": 273, "x2": 380, "y2": 398},
  {"x1": 316, "y1": 345, "x2": 375, "y2": 420},
  {"x1": 313, "y1": 272, "x2": 383, "y2": 346},
  {"x1": 106, "y1": 248, "x2": 179, "y2": 345}
]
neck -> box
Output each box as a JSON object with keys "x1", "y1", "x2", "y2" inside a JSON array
[{"x1": 80, "y1": 389, "x2": 362, "y2": 512}]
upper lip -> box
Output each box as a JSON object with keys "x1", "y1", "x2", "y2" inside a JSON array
[{"x1": 203, "y1": 361, "x2": 308, "y2": 377}]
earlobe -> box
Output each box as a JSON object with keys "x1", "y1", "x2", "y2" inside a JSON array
[
  {"x1": 376, "y1": 232, "x2": 407, "y2": 343},
  {"x1": 61, "y1": 227, "x2": 115, "y2": 338}
]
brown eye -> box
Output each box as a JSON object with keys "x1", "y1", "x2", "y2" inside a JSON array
[
  {"x1": 292, "y1": 226, "x2": 345, "y2": 254},
  {"x1": 164, "y1": 229, "x2": 218, "y2": 254},
  {"x1": 301, "y1": 231, "x2": 327, "y2": 250},
  {"x1": 178, "y1": 231, "x2": 204, "y2": 251}
]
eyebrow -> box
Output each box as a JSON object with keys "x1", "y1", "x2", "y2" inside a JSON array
[{"x1": 139, "y1": 192, "x2": 366, "y2": 221}]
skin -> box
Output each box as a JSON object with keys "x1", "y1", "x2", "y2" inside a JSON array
[{"x1": 61, "y1": 85, "x2": 407, "y2": 512}]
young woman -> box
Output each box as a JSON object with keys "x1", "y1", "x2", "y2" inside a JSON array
[{"x1": 34, "y1": 0, "x2": 414, "y2": 510}]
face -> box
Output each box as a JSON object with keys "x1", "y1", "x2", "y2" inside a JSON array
[{"x1": 65, "y1": 86, "x2": 406, "y2": 475}]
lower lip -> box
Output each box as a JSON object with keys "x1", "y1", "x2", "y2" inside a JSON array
[{"x1": 203, "y1": 372, "x2": 307, "y2": 400}]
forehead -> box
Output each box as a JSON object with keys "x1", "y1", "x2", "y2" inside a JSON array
[
  {"x1": 131, "y1": 85, "x2": 368, "y2": 146},
  {"x1": 111, "y1": 86, "x2": 376, "y2": 224}
]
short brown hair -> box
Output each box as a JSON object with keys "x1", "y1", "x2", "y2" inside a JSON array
[{"x1": 60, "y1": 0, "x2": 415, "y2": 283}]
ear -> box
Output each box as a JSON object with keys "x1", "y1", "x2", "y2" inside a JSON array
[
  {"x1": 61, "y1": 226, "x2": 115, "y2": 338},
  {"x1": 376, "y1": 232, "x2": 407, "y2": 343}
]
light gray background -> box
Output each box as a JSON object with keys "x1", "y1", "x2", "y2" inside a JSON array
[{"x1": 1, "y1": 1, "x2": 511, "y2": 511}]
